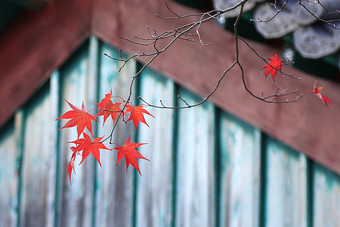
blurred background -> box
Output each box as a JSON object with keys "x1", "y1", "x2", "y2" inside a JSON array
[{"x1": 0, "y1": 0, "x2": 340, "y2": 226}]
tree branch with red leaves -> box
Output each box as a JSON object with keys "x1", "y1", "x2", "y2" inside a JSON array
[{"x1": 58, "y1": 0, "x2": 336, "y2": 183}]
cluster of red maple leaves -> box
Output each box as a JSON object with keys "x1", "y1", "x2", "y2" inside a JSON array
[
  {"x1": 264, "y1": 54, "x2": 332, "y2": 107},
  {"x1": 57, "y1": 90, "x2": 153, "y2": 183}
]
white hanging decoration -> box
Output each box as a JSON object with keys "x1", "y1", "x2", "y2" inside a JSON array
[
  {"x1": 294, "y1": 0, "x2": 340, "y2": 26},
  {"x1": 294, "y1": 0, "x2": 323, "y2": 25},
  {"x1": 293, "y1": 24, "x2": 340, "y2": 59},
  {"x1": 254, "y1": 2, "x2": 298, "y2": 39},
  {"x1": 213, "y1": 0, "x2": 256, "y2": 18}
]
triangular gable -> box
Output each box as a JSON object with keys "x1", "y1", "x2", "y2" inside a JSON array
[{"x1": 0, "y1": 0, "x2": 340, "y2": 174}]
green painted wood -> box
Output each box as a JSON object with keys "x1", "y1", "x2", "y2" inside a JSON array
[
  {"x1": 58, "y1": 44, "x2": 95, "y2": 227},
  {"x1": 0, "y1": 118, "x2": 19, "y2": 227},
  {"x1": 51, "y1": 71, "x2": 62, "y2": 227},
  {"x1": 264, "y1": 138, "x2": 307, "y2": 227},
  {"x1": 175, "y1": 89, "x2": 216, "y2": 227},
  {"x1": 3, "y1": 37, "x2": 340, "y2": 227},
  {"x1": 219, "y1": 112, "x2": 261, "y2": 227},
  {"x1": 94, "y1": 43, "x2": 135, "y2": 227},
  {"x1": 313, "y1": 164, "x2": 340, "y2": 226},
  {"x1": 136, "y1": 68, "x2": 175, "y2": 227},
  {"x1": 19, "y1": 81, "x2": 57, "y2": 227}
]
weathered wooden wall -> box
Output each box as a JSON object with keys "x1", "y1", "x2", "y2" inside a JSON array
[{"x1": 0, "y1": 38, "x2": 340, "y2": 227}]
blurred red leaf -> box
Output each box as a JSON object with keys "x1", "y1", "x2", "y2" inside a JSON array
[
  {"x1": 114, "y1": 136, "x2": 149, "y2": 175},
  {"x1": 57, "y1": 100, "x2": 96, "y2": 137},
  {"x1": 313, "y1": 82, "x2": 332, "y2": 107},
  {"x1": 125, "y1": 104, "x2": 154, "y2": 132},
  {"x1": 263, "y1": 53, "x2": 283, "y2": 80},
  {"x1": 71, "y1": 133, "x2": 110, "y2": 167},
  {"x1": 67, "y1": 146, "x2": 80, "y2": 184},
  {"x1": 102, "y1": 101, "x2": 122, "y2": 126},
  {"x1": 95, "y1": 90, "x2": 113, "y2": 117}
]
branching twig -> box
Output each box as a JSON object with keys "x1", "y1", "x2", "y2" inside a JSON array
[
  {"x1": 101, "y1": 0, "x2": 337, "y2": 142},
  {"x1": 250, "y1": 0, "x2": 289, "y2": 23}
]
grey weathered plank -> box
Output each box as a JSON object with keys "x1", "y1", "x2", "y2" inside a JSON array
[
  {"x1": 94, "y1": 43, "x2": 135, "y2": 227},
  {"x1": 136, "y1": 68, "x2": 175, "y2": 227},
  {"x1": 219, "y1": 112, "x2": 261, "y2": 227},
  {"x1": 58, "y1": 44, "x2": 95, "y2": 227},
  {"x1": 0, "y1": 113, "x2": 23, "y2": 227},
  {"x1": 313, "y1": 164, "x2": 340, "y2": 226},
  {"x1": 264, "y1": 138, "x2": 307, "y2": 227},
  {"x1": 19, "y1": 73, "x2": 58, "y2": 227},
  {"x1": 175, "y1": 90, "x2": 215, "y2": 227}
]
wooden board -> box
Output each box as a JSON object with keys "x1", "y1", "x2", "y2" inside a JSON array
[
  {"x1": 0, "y1": 116, "x2": 20, "y2": 227},
  {"x1": 19, "y1": 80, "x2": 57, "y2": 227},
  {"x1": 264, "y1": 138, "x2": 307, "y2": 227},
  {"x1": 93, "y1": 41, "x2": 135, "y2": 227},
  {"x1": 58, "y1": 44, "x2": 94, "y2": 227},
  {"x1": 219, "y1": 112, "x2": 261, "y2": 227},
  {"x1": 135, "y1": 68, "x2": 175, "y2": 227},
  {"x1": 313, "y1": 164, "x2": 340, "y2": 226},
  {"x1": 175, "y1": 89, "x2": 215, "y2": 227}
]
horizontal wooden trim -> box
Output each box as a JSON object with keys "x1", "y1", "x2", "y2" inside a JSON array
[{"x1": 0, "y1": 0, "x2": 339, "y2": 174}]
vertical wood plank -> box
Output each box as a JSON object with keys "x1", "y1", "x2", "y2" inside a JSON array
[
  {"x1": 313, "y1": 164, "x2": 340, "y2": 226},
  {"x1": 94, "y1": 43, "x2": 135, "y2": 227},
  {"x1": 175, "y1": 90, "x2": 215, "y2": 227},
  {"x1": 136, "y1": 68, "x2": 175, "y2": 227},
  {"x1": 19, "y1": 80, "x2": 57, "y2": 227},
  {"x1": 59, "y1": 44, "x2": 94, "y2": 227},
  {"x1": 219, "y1": 112, "x2": 261, "y2": 227},
  {"x1": 0, "y1": 118, "x2": 19, "y2": 227},
  {"x1": 264, "y1": 138, "x2": 307, "y2": 227}
]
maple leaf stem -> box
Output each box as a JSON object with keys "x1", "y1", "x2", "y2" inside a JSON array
[
  {"x1": 238, "y1": 37, "x2": 301, "y2": 80},
  {"x1": 233, "y1": 3, "x2": 304, "y2": 104}
]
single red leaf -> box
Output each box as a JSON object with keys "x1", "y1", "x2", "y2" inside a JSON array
[
  {"x1": 72, "y1": 133, "x2": 110, "y2": 167},
  {"x1": 125, "y1": 104, "x2": 154, "y2": 132},
  {"x1": 313, "y1": 82, "x2": 332, "y2": 107},
  {"x1": 95, "y1": 90, "x2": 113, "y2": 117},
  {"x1": 114, "y1": 136, "x2": 149, "y2": 175},
  {"x1": 57, "y1": 100, "x2": 97, "y2": 137},
  {"x1": 102, "y1": 100, "x2": 122, "y2": 126},
  {"x1": 67, "y1": 146, "x2": 80, "y2": 184},
  {"x1": 263, "y1": 53, "x2": 283, "y2": 80}
]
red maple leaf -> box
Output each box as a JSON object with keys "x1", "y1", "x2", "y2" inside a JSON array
[
  {"x1": 57, "y1": 100, "x2": 97, "y2": 137},
  {"x1": 263, "y1": 53, "x2": 283, "y2": 80},
  {"x1": 95, "y1": 90, "x2": 113, "y2": 117},
  {"x1": 125, "y1": 104, "x2": 154, "y2": 132},
  {"x1": 102, "y1": 100, "x2": 122, "y2": 126},
  {"x1": 67, "y1": 146, "x2": 80, "y2": 184},
  {"x1": 114, "y1": 136, "x2": 149, "y2": 175},
  {"x1": 71, "y1": 133, "x2": 110, "y2": 166},
  {"x1": 313, "y1": 81, "x2": 332, "y2": 107}
]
